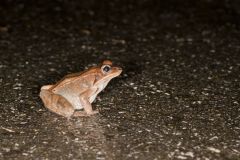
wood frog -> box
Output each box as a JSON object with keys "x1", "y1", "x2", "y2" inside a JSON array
[{"x1": 40, "y1": 60, "x2": 122, "y2": 118}]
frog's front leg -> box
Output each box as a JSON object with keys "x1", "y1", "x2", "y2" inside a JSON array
[
  {"x1": 74, "y1": 89, "x2": 99, "y2": 117},
  {"x1": 40, "y1": 88, "x2": 75, "y2": 118}
]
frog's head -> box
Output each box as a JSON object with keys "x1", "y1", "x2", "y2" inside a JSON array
[{"x1": 94, "y1": 60, "x2": 122, "y2": 86}]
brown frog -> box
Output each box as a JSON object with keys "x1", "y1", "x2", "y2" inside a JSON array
[{"x1": 40, "y1": 60, "x2": 122, "y2": 118}]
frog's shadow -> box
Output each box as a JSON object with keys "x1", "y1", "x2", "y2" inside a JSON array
[
  {"x1": 102, "y1": 60, "x2": 143, "y2": 93},
  {"x1": 118, "y1": 61, "x2": 143, "y2": 81}
]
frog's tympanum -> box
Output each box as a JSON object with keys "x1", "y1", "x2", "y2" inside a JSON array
[{"x1": 40, "y1": 60, "x2": 122, "y2": 118}]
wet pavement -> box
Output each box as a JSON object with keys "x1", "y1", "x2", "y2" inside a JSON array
[{"x1": 0, "y1": 0, "x2": 240, "y2": 159}]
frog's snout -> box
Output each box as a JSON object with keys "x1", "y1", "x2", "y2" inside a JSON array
[
  {"x1": 116, "y1": 67, "x2": 122, "y2": 73},
  {"x1": 117, "y1": 67, "x2": 122, "y2": 71}
]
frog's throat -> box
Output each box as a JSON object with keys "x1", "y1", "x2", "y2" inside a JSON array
[{"x1": 94, "y1": 72, "x2": 120, "y2": 86}]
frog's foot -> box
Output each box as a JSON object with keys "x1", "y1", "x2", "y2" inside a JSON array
[
  {"x1": 73, "y1": 110, "x2": 99, "y2": 117},
  {"x1": 40, "y1": 89, "x2": 75, "y2": 118},
  {"x1": 72, "y1": 110, "x2": 88, "y2": 117},
  {"x1": 91, "y1": 109, "x2": 99, "y2": 115}
]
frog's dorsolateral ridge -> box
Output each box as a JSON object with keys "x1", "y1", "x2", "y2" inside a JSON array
[{"x1": 39, "y1": 60, "x2": 122, "y2": 118}]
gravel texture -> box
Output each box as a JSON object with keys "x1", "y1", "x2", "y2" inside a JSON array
[{"x1": 0, "y1": 0, "x2": 240, "y2": 159}]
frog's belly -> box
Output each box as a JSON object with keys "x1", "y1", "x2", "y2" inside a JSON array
[
  {"x1": 63, "y1": 94, "x2": 83, "y2": 110},
  {"x1": 56, "y1": 90, "x2": 83, "y2": 110}
]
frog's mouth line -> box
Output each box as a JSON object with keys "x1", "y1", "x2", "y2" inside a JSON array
[{"x1": 95, "y1": 69, "x2": 122, "y2": 85}]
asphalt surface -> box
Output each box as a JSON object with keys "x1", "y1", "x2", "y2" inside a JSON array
[{"x1": 0, "y1": 0, "x2": 240, "y2": 159}]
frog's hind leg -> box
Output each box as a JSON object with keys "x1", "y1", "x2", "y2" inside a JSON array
[
  {"x1": 39, "y1": 89, "x2": 75, "y2": 118},
  {"x1": 41, "y1": 85, "x2": 53, "y2": 90}
]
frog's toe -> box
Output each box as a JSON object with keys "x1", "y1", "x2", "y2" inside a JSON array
[
  {"x1": 92, "y1": 110, "x2": 99, "y2": 114},
  {"x1": 72, "y1": 111, "x2": 88, "y2": 117},
  {"x1": 72, "y1": 110, "x2": 99, "y2": 117}
]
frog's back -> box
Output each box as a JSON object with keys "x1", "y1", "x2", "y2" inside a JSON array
[
  {"x1": 50, "y1": 67, "x2": 98, "y2": 92},
  {"x1": 49, "y1": 72, "x2": 96, "y2": 110}
]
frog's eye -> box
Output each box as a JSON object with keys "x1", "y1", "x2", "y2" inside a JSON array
[{"x1": 102, "y1": 65, "x2": 111, "y2": 73}]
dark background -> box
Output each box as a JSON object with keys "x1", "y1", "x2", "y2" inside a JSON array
[{"x1": 0, "y1": 0, "x2": 240, "y2": 159}]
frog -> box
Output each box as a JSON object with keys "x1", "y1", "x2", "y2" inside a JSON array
[{"x1": 39, "y1": 60, "x2": 122, "y2": 118}]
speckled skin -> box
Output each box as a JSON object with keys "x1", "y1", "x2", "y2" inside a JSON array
[{"x1": 40, "y1": 60, "x2": 122, "y2": 117}]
